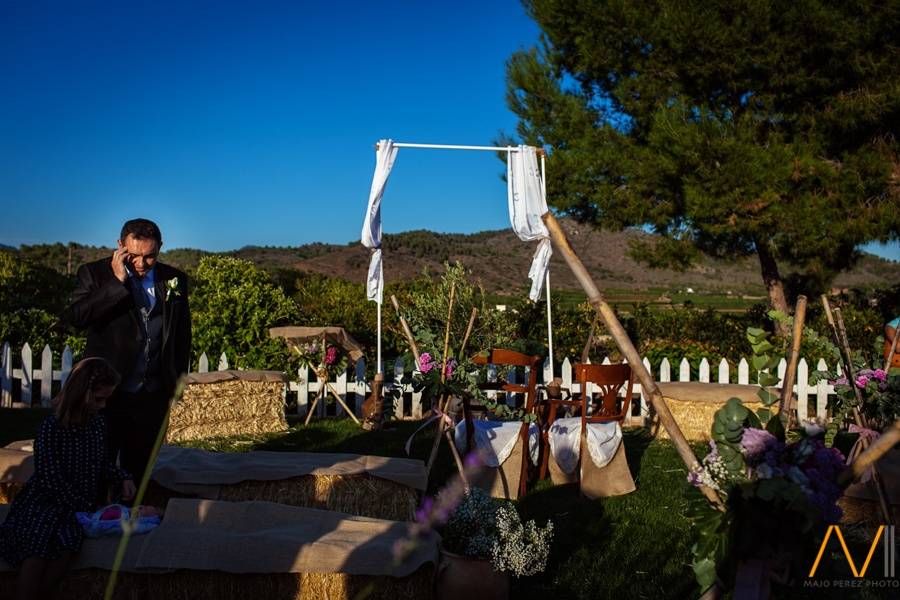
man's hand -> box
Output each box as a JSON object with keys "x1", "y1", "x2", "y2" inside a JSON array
[
  {"x1": 121, "y1": 479, "x2": 136, "y2": 501},
  {"x1": 112, "y1": 244, "x2": 130, "y2": 283}
]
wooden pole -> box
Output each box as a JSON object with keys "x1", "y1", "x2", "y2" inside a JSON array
[
  {"x1": 822, "y1": 297, "x2": 867, "y2": 419},
  {"x1": 581, "y1": 312, "x2": 601, "y2": 364},
  {"x1": 821, "y1": 296, "x2": 894, "y2": 524},
  {"x1": 459, "y1": 307, "x2": 478, "y2": 358},
  {"x1": 542, "y1": 212, "x2": 722, "y2": 508},
  {"x1": 440, "y1": 283, "x2": 457, "y2": 387},
  {"x1": 390, "y1": 295, "x2": 421, "y2": 364},
  {"x1": 779, "y1": 295, "x2": 807, "y2": 428},
  {"x1": 427, "y1": 283, "x2": 457, "y2": 473},
  {"x1": 305, "y1": 386, "x2": 323, "y2": 425},
  {"x1": 887, "y1": 325, "x2": 899, "y2": 371}
]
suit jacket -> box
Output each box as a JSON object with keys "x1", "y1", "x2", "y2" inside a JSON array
[{"x1": 64, "y1": 258, "x2": 192, "y2": 397}]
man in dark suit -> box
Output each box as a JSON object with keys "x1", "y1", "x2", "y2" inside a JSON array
[{"x1": 64, "y1": 218, "x2": 191, "y2": 483}]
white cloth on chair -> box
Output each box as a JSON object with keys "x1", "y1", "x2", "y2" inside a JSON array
[
  {"x1": 548, "y1": 418, "x2": 623, "y2": 473},
  {"x1": 453, "y1": 420, "x2": 540, "y2": 467}
]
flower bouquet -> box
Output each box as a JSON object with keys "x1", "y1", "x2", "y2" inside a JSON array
[
  {"x1": 687, "y1": 398, "x2": 847, "y2": 594},
  {"x1": 293, "y1": 340, "x2": 348, "y2": 380},
  {"x1": 438, "y1": 486, "x2": 553, "y2": 578}
]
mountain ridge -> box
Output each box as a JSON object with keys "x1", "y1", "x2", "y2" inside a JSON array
[{"x1": 8, "y1": 218, "x2": 900, "y2": 295}]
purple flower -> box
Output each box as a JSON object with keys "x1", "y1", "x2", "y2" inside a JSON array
[
  {"x1": 740, "y1": 428, "x2": 777, "y2": 459},
  {"x1": 415, "y1": 497, "x2": 434, "y2": 523},
  {"x1": 855, "y1": 374, "x2": 870, "y2": 389},
  {"x1": 873, "y1": 369, "x2": 887, "y2": 382},
  {"x1": 444, "y1": 359, "x2": 458, "y2": 378},
  {"x1": 419, "y1": 352, "x2": 434, "y2": 373},
  {"x1": 830, "y1": 376, "x2": 849, "y2": 386}
]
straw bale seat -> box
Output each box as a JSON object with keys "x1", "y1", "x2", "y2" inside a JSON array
[
  {"x1": 147, "y1": 446, "x2": 425, "y2": 521},
  {"x1": 0, "y1": 498, "x2": 436, "y2": 600},
  {"x1": 168, "y1": 370, "x2": 289, "y2": 443},
  {"x1": 0, "y1": 445, "x2": 32, "y2": 504},
  {"x1": 1, "y1": 443, "x2": 425, "y2": 521},
  {"x1": 651, "y1": 382, "x2": 779, "y2": 441}
]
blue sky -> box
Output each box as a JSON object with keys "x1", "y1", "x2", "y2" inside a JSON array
[{"x1": 1, "y1": 1, "x2": 898, "y2": 262}]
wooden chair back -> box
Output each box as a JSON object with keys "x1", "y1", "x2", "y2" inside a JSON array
[{"x1": 574, "y1": 363, "x2": 634, "y2": 431}]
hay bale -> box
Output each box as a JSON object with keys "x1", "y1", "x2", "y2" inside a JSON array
[
  {"x1": 144, "y1": 473, "x2": 418, "y2": 522},
  {"x1": 0, "y1": 566, "x2": 433, "y2": 600},
  {"x1": 650, "y1": 383, "x2": 775, "y2": 441},
  {"x1": 0, "y1": 482, "x2": 23, "y2": 504},
  {"x1": 167, "y1": 371, "x2": 288, "y2": 443}
]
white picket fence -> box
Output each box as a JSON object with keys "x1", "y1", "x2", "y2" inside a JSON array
[
  {"x1": 2, "y1": 342, "x2": 839, "y2": 424},
  {"x1": 196, "y1": 350, "x2": 840, "y2": 424}
]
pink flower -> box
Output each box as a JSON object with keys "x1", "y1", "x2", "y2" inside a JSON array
[
  {"x1": 419, "y1": 352, "x2": 434, "y2": 373},
  {"x1": 873, "y1": 369, "x2": 887, "y2": 382},
  {"x1": 855, "y1": 374, "x2": 870, "y2": 389},
  {"x1": 325, "y1": 346, "x2": 337, "y2": 365}
]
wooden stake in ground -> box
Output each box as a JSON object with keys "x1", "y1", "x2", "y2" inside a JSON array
[
  {"x1": 426, "y1": 283, "x2": 456, "y2": 473},
  {"x1": 820, "y1": 295, "x2": 893, "y2": 525},
  {"x1": 779, "y1": 295, "x2": 807, "y2": 429},
  {"x1": 541, "y1": 212, "x2": 722, "y2": 509},
  {"x1": 390, "y1": 293, "x2": 470, "y2": 488}
]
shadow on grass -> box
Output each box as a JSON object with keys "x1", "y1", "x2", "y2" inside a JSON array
[
  {"x1": 0, "y1": 407, "x2": 50, "y2": 447},
  {"x1": 512, "y1": 433, "x2": 702, "y2": 600}
]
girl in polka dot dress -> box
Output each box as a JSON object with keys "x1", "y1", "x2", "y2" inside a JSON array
[{"x1": 0, "y1": 358, "x2": 136, "y2": 599}]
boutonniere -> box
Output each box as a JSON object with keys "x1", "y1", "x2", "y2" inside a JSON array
[{"x1": 165, "y1": 277, "x2": 181, "y2": 301}]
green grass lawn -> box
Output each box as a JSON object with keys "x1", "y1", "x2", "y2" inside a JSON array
[{"x1": 0, "y1": 410, "x2": 893, "y2": 599}]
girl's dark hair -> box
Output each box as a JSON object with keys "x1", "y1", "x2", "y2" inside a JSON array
[{"x1": 53, "y1": 358, "x2": 120, "y2": 427}]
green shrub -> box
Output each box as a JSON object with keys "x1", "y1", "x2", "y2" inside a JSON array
[{"x1": 191, "y1": 256, "x2": 299, "y2": 371}]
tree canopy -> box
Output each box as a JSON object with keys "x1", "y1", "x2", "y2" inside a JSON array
[{"x1": 505, "y1": 0, "x2": 900, "y2": 315}]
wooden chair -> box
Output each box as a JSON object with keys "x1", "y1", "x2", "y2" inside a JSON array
[
  {"x1": 540, "y1": 363, "x2": 636, "y2": 497},
  {"x1": 575, "y1": 362, "x2": 634, "y2": 426},
  {"x1": 463, "y1": 349, "x2": 543, "y2": 499}
]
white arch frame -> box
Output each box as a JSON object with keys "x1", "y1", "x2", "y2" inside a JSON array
[{"x1": 364, "y1": 141, "x2": 555, "y2": 375}]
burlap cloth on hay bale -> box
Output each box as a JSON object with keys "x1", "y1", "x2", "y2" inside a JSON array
[
  {"x1": 0, "y1": 498, "x2": 436, "y2": 600},
  {"x1": 167, "y1": 370, "x2": 289, "y2": 443},
  {"x1": 1, "y1": 443, "x2": 425, "y2": 521},
  {"x1": 651, "y1": 382, "x2": 781, "y2": 441},
  {"x1": 148, "y1": 446, "x2": 425, "y2": 520}
]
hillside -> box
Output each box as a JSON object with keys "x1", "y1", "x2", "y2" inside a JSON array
[{"x1": 10, "y1": 219, "x2": 900, "y2": 296}]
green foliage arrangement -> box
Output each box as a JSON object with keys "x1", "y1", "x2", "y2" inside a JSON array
[
  {"x1": 687, "y1": 402, "x2": 847, "y2": 594},
  {"x1": 191, "y1": 256, "x2": 299, "y2": 372}
]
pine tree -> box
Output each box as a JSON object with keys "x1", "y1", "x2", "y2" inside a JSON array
[{"x1": 505, "y1": 0, "x2": 900, "y2": 319}]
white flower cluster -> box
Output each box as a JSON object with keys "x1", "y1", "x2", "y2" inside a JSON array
[
  {"x1": 490, "y1": 505, "x2": 554, "y2": 577},
  {"x1": 443, "y1": 488, "x2": 498, "y2": 558},
  {"x1": 689, "y1": 453, "x2": 733, "y2": 493}
]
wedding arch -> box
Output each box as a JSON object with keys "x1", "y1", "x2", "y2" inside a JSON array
[{"x1": 359, "y1": 139, "x2": 557, "y2": 378}]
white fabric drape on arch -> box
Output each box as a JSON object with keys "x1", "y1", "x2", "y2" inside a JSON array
[
  {"x1": 360, "y1": 139, "x2": 398, "y2": 304},
  {"x1": 507, "y1": 145, "x2": 552, "y2": 302}
]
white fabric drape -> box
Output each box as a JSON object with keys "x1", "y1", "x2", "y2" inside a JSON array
[
  {"x1": 453, "y1": 420, "x2": 540, "y2": 467},
  {"x1": 507, "y1": 145, "x2": 552, "y2": 302},
  {"x1": 547, "y1": 418, "x2": 623, "y2": 472},
  {"x1": 360, "y1": 139, "x2": 398, "y2": 303}
]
